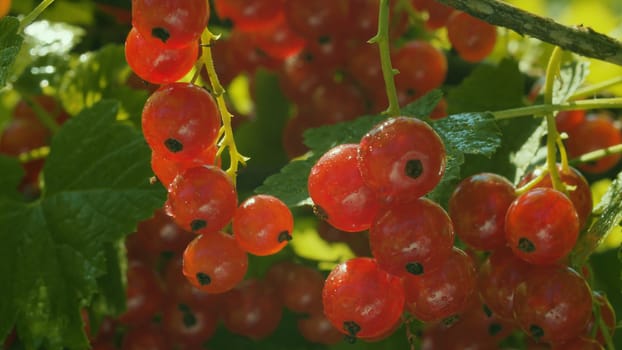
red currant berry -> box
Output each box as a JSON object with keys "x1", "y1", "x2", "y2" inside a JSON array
[
  {"x1": 358, "y1": 116, "x2": 446, "y2": 201},
  {"x1": 446, "y1": 12, "x2": 497, "y2": 62},
  {"x1": 308, "y1": 143, "x2": 380, "y2": 232},
  {"x1": 132, "y1": 0, "x2": 209, "y2": 48},
  {"x1": 449, "y1": 173, "x2": 516, "y2": 251},
  {"x1": 403, "y1": 247, "x2": 477, "y2": 322},
  {"x1": 182, "y1": 232, "x2": 248, "y2": 294},
  {"x1": 142, "y1": 83, "x2": 220, "y2": 162},
  {"x1": 505, "y1": 187, "x2": 579, "y2": 265},
  {"x1": 125, "y1": 28, "x2": 198, "y2": 84},
  {"x1": 513, "y1": 265, "x2": 593, "y2": 344},
  {"x1": 370, "y1": 197, "x2": 454, "y2": 277},
  {"x1": 322, "y1": 257, "x2": 404, "y2": 340},
  {"x1": 232, "y1": 194, "x2": 293, "y2": 256}
]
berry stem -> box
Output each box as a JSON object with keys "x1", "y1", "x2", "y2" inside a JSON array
[
  {"x1": 19, "y1": 0, "x2": 56, "y2": 33},
  {"x1": 543, "y1": 47, "x2": 566, "y2": 194},
  {"x1": 569, "y1": 75, "x2": 622, "y2": 100},
  {"x1": 23, "y1": 96, "x2": 60, "y2": 134},
  {"x1": 368, "y1": 0, "x2": 401, "y2": 117},
  {"x1": 491, "y1": 97, "x2": 622, "y2": 119},
  {"x1": 568, "y1": 143, "x2": 622, "y2": 166},
  {"x1": 198, "y1": 29, "x2": 249, "y2": 184}
]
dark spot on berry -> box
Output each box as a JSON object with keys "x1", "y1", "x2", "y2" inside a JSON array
[
  {"x1": 518, "y1": 237, "x2": 536, "y2": 253},
  {"x1": 406, "y1": 88, "x2": 416, "y2": 97},
  {"x1": 482, "y1": 304, "x2": 493, "y2": 318},
  {"x1": 302, "y1": 51, "x2": 315, "y2": 62},
  {"x1": 405, "y1": 159, "x2": 423, "y2": 179},
  {"x1": 318, "y1": 35, "x2": 331, "y2": 45},
  {"x1": 529, "y1": 324, "x2": 544, "y2": 341},
  {"x1": 442, "y1": 314, "x2": 460, "y2": 328},
  {"x1": 343, "y1": 321, "x2": 361, "y2": 336},
  {"x1": 278, "y1": 231, "x2": 292, "y2": 243},
  {"x1": 190, "y1": 219, "x2": 207, "y2": 232},
  {"x1": 405, "y1": 262, "x2": 424, "y2": 275},
  {"x1": 488, "y1": 323, "x2": 502, "y2": 336},
  {"x1": 164, "y1": 138, "x2": 183, "y2": 153},
  {"x1": 344, "y1": 335, "x2": 357, "y2": 344},
  {"x1": 196, "y1": 272, "x2": 211, "y2": 285},
  {"x1": 151, "y1": 27, "x2": 170, "y2": 43},
  {"x1": 177, "y1": 303, "x2": 197, "y2": 327},
  {"x1": 313, "y1": 205, "x2": 329, "y2": 221}
]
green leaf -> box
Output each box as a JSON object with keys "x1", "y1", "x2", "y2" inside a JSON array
[
  {"x1": 0, "y1": 16, "x2": 24, "y2": 87},
  {"x1": 0, "y1": 101, "x2": 165, "y2": 349},
  {"x1": 446, "y1": 58, "x2": 525, "y2": 114},
  {"x1": 400, "y1": 89, "x2": 443, "y2": 118},
  {"x1": 0, "y1": 155, "x2": 24, "y2": 201},
  {"x1": 59, "y1": 45, "x2": 148, "y2": 122},
  {"x1": 432, "y1": 112, "x2": 501, "y2": 157},
  {"x1": 255, "y1": 158, "x2": 316, "y2": 208},
  {"x1": 553, "y1": 61, "x2": 590, "y2": 104},
  {"x1": 303, "y1": 114, "x2": 386, "y2": 154},
  {"x1": 571, "y1": 171, "x2": 622, "y2": 266}
]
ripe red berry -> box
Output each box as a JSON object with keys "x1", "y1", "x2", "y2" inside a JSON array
[
  {"x1": 565, "y1": 113, "x2": 622, "y2": 174},
  {"x1": 446, "y1": 12, "x2": 497, "y2": 62},
  {"x1": 513, "y1": 265, "x2": 593, "y2": 344},
  {"x1": 322, "y1": 257, "x2": 404, "y2": 340},
  {"x1": 392, "y1": 41, "x2": 447, "y2": 103},
  {"x1": 131, "y1": 0, "x2": 209, "y2": 48},
  {"x1": 505, "y1": 187, "x2": 580, "y2": 265},
  {"x1": 358, "y1": 117, "x2": 446, "y2": 201},
  {"x1": 403, "y1": 247, "x2": 477, "y2": 322},
  {"x1": 449, "y1": 173, "x2": 516, "y2": 251},
  {"x1": 370, "y1": 197, "x2": 454, "y2": 277},
  {"x1": 308, "y1": 143, "x2": 381, "y2": 232},
  {"x1": 142, "y1": 83, "x2": 220, "y2": 162},
  {"x1": 232, "y1": 194, "x2": 294, "y2": 256},
  {"x1": 182, "y1": 232, "x2": 248, "y2": 294},
  {"x1": 125, "y1": 28, "x2": 198, "y2": 84},
  {"x1": 166, "y1": 166, "x2": 237, "y2": 234}
]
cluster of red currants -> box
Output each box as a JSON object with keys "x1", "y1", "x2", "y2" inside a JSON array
[
  {"x1": 309, "y1": 115, "x2": 615, "y2": 348},
  {"x1": 207, "y1": 0, "x2": 496, "y2": 158},
  {"x1": 88, "y1": 210, "x2": 339, "y2": 349}
]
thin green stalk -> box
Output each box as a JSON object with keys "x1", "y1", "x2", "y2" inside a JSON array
[
  {"x1": 570, "y1": 76, "x2": 622, "y2": 100},
  {"x1": 569, "y1": 143, "x2": 622, "y2": 166},
  {"x1": 24, "y1": 96, "x2": 60, "y2": 134},
  {"x1": 491, "y1": 98, "x2": 622, "y2": 120},
  {"x1": 368, "y1": 0, "x2": 401, "y2": 117},
  {"x1": 18, "y1": 0, "x2": 56, "y2": 32},
  {"x1": 543, "y1": 47, "x2": 565, "y2": 193}
]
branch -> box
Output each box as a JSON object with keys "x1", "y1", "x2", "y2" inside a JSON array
[{"x1": 435, "y1": 0, "x2": 622, "y2": 67}]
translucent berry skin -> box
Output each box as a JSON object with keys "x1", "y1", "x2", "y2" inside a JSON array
[
  {"x1": 358, "y1": 117, "x2": 446, "y2": 201},
  {"x1": 513, "y1": 265, "x2": 592, "y2": 344},
  {"x1": 233, "y1": 194, "x2": 294, "y2": 256},
  {"x1": 477, "y1": 246, "x2": 533, "y2": 320},
  {"x1": 125, "y1": 28, "x2": 198, "y2": 84},
  {"x1": 505, "y1": 187, "x2": 579, "y2": 265},
  {"x1": 166, "y1": 166, "x2": 237, "y2": 234},
  {"x1": 446, "y1": 11, "x2": 497, "y2": 62},
  {"x1": 370, "y1": 197, "x2": 454, "y2": 277},
  {"x1": 297, "y1": 313, "x2": 343, "y2": 345},
  {"x1": 150, "y1": 145, "x2": 218, "y2": 189},
  {"x1": 182, "y1": 232, "x2": 248, "y2": 294},
  {"x1": 142, "y1": 83, "x2": 220, "y2": 162},
  {"x1": 322, "y1": 257, "x2": 404, "y2": 339},
  {"x1": 403, "y1": 247, "x2": 477, "y2": 322},
  {"x1": 308, "y1": 143, "x2": 381, "y2": 232},
  {"x1": 392, "y1": 42, "x2": 447, "y2": 102},
  {"x1": 519, "y1": 165, "x2": 592, "y2": 229},
  {"x1": 132, "y1": 0, "x2": 209, "y2": 48},
  {"x1": 214, "y1": 0, "x2": 283, "y2": 32},
  {"x1": 566, "y1": 114, "x2": 622, "y2": 174},
  {"x1": 449, "y1": 173, "x2": 516, "y2": 251}
]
